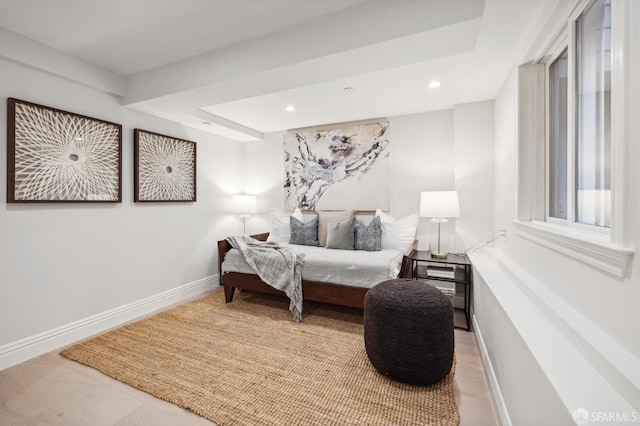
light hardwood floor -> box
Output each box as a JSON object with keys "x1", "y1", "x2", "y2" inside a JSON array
[{"x1": 0, "y1": 293, "x2": 497, "y2": 425}]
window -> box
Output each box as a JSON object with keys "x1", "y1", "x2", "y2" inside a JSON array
[
  {"x1": 514, "y1": 0, "x2": 633, "y2": 277},
  {"x1": 575, "y1": 0, "x2": 611, "y2": 228},
  {"x1": 546, "y1": 0, "x2": 611, "y2": 229},
  {"x1": 547, "y1": 48, "x2": 568, "y2": 221}
]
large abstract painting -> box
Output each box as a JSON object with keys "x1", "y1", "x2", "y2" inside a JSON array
[
  {"x1": 284, "y1": 119, "x2": 390, "y2": 211},
  {"x1": 134, "y1": 129, "x2": 196, "y2": 202},
  {"x1": 7, "y1": 98, "x2": 122, "y2": 202}
]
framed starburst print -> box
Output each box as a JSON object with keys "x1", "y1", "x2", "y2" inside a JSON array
[
  {"x1": 134, "y1": 129, "x2": 197, "y2": 202},
  {"x1": 7, "y1": 98, "x2": 122, "y2": 203}
]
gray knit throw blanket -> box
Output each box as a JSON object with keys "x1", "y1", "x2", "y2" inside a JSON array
[{"x1": 226, "y1": 235, "x2": 305, "y2": 322}]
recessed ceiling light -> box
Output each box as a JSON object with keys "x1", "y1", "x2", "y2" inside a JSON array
[
  {"x1": 202, "y1": 121, "x2": 210, "y2": 125},
  {"x1": 343, "y1": 86, "x2": 354, "y2": 92},
  {"x1": 427, "y1": 80, "x2": 442, "y2": 89},
  {"x1": 284, "y1": 105, "x2": 296, "y2": 112}
]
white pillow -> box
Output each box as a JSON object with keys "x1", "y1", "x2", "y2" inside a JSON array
[
  {"x1": 292, "y1": 207, "x2": 304, "y2": 222},
  {"x1": 266, "y1": 208, "x2": 304, "y2": 243},
  {"x1": 375, "y1": 209, "x2": 419, "y2": 252}
]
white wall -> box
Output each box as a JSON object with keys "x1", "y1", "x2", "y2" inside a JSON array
[
  {"x1": 387, "y1": 109, "x2": 456, "y2": 225},
  {"x1": 240, "y1": 131, "x2": 286, "y2": 236},
  {"x1": 454, "y1": 101, "x2": 495, "y2": 253},
  {"x1": 473, "y1": 269, "x2": 572, "y2": 425},
  {"x1": 472, "y1": 1, "x2": 640, "y2": 422},
  {"x1": 241, "y1": 109, "x2": 496, "y2": 252},
  {"x1": 0, "y1": 56, "x2": 245, "y2": 368},
  {"x1": 493, "y1": 70, "x2": 518, "y2": 239},
  {"x1": 0, "y1": 32, "x2": 496, "y2": 370},
  {"x1": 494, "y1": 3, "x2": 640, "y2": 361}
]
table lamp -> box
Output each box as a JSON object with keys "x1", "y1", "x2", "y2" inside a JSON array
[
  {"x1": 420, "y1": 191, "x2": 460, "y2": 258},
  {"x1": 232, "y1": 194, "x2": 257, "y2": 234}
]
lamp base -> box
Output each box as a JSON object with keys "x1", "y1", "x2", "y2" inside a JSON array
[
  {"x1": 429, "y1": 218, "x2": 450, "y2": 259},
  {"x1": 240, "y1": 214, "x2": 250, "y2": 234}
]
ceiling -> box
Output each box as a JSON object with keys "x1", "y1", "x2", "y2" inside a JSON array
[{"x1": 0, "y1": 0, "x2": 550, "y2": 141}]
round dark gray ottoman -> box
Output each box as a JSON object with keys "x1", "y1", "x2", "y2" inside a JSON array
[{"x1": 364, "y1": 278, "x2": 454, "y2": 385}]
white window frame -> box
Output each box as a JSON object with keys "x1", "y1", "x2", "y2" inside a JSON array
[
  {"x1": 544, "y1": 38, "x2": 569, "y2": 226},
  {"x1": 514, "y1": 0, "x2": 633, "y2": 278}
]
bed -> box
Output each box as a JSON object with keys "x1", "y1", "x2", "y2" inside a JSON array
[{"x1": 218, "y1": 233, "x2": 412, "y2": 309}]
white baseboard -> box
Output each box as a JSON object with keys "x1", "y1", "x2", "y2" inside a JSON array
[
  {"x1": 472, "y1": 315, "x2": 512, "y2": 426},
  {"x1": 0, "y1": 275, "x2": 218, "y2": 371}
]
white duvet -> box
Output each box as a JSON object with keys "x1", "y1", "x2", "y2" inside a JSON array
[{"x1": 221, "y1": 243, "x2": 405, "y2": 289}]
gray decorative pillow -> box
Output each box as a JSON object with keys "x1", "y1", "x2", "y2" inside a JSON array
[
  {"x1": 317, "y1": 210, "x2": 355, "y2": 247},
  {"x1": 355, "y1": 216, "x2": 382, "y2": 251},
  {"x1": 326, "y1": 216, "x2": 356, "y2": 250},
  {"x1": 289, "y1": 216, "x2": 319, "y2": 246}
]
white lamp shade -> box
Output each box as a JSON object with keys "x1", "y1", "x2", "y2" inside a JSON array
[
  {"x1": 420, "y1": 191, "x2": 460, "y2": 218},
  {"x1": 232, "y1": 195, "x2": 257, "y2": 215}
]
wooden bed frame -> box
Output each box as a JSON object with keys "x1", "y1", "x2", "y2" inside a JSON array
[{"x1": 217, "y1": 233, "x2": 412, "y2": 309}]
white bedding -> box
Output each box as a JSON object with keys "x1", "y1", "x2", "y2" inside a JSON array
[{"x1": 222, "y1": 243, "x2": 405, "y2": 289}]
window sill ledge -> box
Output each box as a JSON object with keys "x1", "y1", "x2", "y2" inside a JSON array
[{"x1": 512, "y1": 220, "x2": 634, "y2": 278}]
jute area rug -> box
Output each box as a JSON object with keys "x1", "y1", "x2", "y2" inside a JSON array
[{"x1": 61, "y1": 289, "x2": 459, "y2": 425}]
